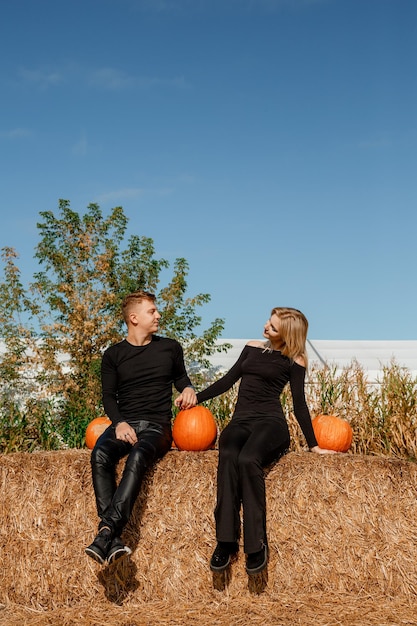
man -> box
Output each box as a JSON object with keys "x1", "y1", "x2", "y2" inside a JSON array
[{"x1": 85, "y1": 290, "x2": 196, "y2": 564}]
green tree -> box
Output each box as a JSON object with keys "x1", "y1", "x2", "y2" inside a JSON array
[
  {"x1": 0, "y1": 248, "x2": 37, "y2": 395},
  {"x1": 0, "y1": 248, "x2": 41, "y2": 451},
  {"x1": 27, "y1": 199, "x2": 228, "y2": 442}
]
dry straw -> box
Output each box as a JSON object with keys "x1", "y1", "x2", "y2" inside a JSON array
[{"x1": 1, "y1": 449, "x2": 416, "y2": 625}]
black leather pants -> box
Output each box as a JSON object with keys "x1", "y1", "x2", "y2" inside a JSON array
[
  {"x1": 90, "y1": 419, "x2": 172, "y2": 536},
  {"x1": 214, "y1": 415, "x2": 290, "y2": 554}
]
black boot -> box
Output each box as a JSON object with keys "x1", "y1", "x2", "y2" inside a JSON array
[
  {"x1": 85, "y1": 527, "x2": 112, "y2": 564},
  {"x1": 107, "y1": 536, "x2": 132, "y2": 563},
  {"x1": 210, "y1": 541, "x2": 239, "y2": 572},
  {"x1": 246, "y1": 544, "x2": 268, "y2": 575}
]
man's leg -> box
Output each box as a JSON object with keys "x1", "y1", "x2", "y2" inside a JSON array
[
  {"x1": 103, "y1": 421, "x2": 171, "y2": 535},
  {"x1": 90, "y1": 425, "x2": 128, "y2": 524},
  {"x1": 87, "y1": 421, "x2": 171, "y2": 563},
  {"x1": 86, "y1": 426, "x2": 129, "y2": 564}
]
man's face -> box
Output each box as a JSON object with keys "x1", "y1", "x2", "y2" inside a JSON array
[{"x1": 129, "y1": 299, "x2": 161, "y2": 334}]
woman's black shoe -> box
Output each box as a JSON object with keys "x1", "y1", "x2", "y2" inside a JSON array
[
  {"x1": 246, "y1": 544, "x2": 268, "y2": 575},
  {"x1": 210, "y1": 542, "x2": 238, "y2": 572}
]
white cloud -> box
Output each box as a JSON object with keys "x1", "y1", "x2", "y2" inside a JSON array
[
  {"x1": 71, "y1": 136, "x2": 89, "y2": 156},
  {"x1": 136, "y1": 75, "x2": 188, "y2": 89},
  {"x1": 95, "y1": 188, "x2": 145, "y2": 203},
  {"x1": 126, "y1": 0, "x2": 330, "y2": 13},
  {"x1": 88, "y1": 67, "x2": 136, "y2": 90},
  {"x1": 18, "y1": 67, "x2": 63, "y2": 88},
  {"x1": 16, "y1": 63, "x2": 187, "y2": 93},
  {"x1": 94, "y1": 183, "x2": 181, "y2": 204},
  {"x1": 0, "y1": 128, "x2": 33, "y2": 139},
  {"x1": 88, "y1": 67, "x2": 188, "y2": 90},
  {"x1": 358, "y1": 133, "x2": 391, "y2": 149}
]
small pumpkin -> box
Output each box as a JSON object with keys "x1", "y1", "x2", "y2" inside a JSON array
[
  {"x1": 172, "y1": 406, "x2": 217, "y2": 451},
  {"x1": 312, "y1": 414, "x2": 353, "y2": 452},
  {"x1": 85, "y1": 416, "x2": 112, "y2": 450}
]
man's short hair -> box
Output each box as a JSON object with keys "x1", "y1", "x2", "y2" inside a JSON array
[{"x1": 121, "y1": 290, "x2": 156, "y2": 324}]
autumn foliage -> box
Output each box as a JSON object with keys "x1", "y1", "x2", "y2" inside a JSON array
[{"x1": 0, "y1": 200, "x2": 227, "y2": 450}]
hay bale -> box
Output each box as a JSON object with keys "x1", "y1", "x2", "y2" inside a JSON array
[{"x1": 0, "y1": 450, "x2": 416, "y2": 625}]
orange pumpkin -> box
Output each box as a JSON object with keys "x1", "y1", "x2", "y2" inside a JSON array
[
  {"x1": 312, "y1": 414, "x2": 353, "y2": 452},
  {"x1": 172, "y1": 406, "x2": 217, "y2": 451},
  {"x1": 85, "y1": 416, "x2": 112, "y2": 449}
]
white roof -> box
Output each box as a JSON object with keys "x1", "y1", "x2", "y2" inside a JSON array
[
  {"x1": 2, "y1": 339, "x2": 416, "y2": 384},
  {"x1": 209, "y1": 339, "x2": 417, "y2": 382}
]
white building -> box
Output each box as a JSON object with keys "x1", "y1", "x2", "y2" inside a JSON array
[
  {"x1": 1, "y1": 339, "x2": 416, "y2": 385},
  {"x1": 207, "y1": 339, "x2": 417, "y2": 383}
]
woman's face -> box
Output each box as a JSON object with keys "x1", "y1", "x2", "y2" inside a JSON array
[{"x1": 263, "y1": 313, "x2": 281, "y2": 341}]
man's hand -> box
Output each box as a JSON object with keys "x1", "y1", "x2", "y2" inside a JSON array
[
  {"x1": 174, "y1": 387, "x2": 197, "y2": 410},
  {"x1": 115, "y1": 421, "x2": 138, "y2": 444}
]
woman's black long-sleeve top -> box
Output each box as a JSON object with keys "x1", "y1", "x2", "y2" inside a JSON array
[{"x1": 197, "y1": 345, "x2": 318, "y2": 448}]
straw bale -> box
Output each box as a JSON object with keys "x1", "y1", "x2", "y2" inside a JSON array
[
  {"x1": 0, "y1": 450, "x2": 416, "y2": 625},
  {"x1": 1, "y1": 594, "x2": 417, "y2": 626}
]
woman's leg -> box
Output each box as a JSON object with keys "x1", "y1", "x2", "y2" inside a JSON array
[
  {"x1": 210, "y1": 420, "x2": 252, "y2": 571},
  {"x1": 215, "y1": 420, "x2": 251, "y2": 543},
  {"x1": 238, "y1": 417, "x2": 289, "y2": 554}
]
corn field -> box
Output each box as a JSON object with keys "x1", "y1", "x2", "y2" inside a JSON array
[
  {"x1": 1, "y1": 360, "x2": 416, "y2": 460},
  {"x1": 205, "y1": 360, "x2": 417, "y2": 461}
]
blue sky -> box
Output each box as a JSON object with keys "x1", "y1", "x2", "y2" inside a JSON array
[{"x1": 1, "y1": 0, "x2": 416, "y2": 340}]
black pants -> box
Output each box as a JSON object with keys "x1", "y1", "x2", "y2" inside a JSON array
[
  {"x1": 90, "y1": 420, "x2": 172, "y2": 536},
  {"x1": 215, "y1": 415, "x2": 290, "y2": 554}
]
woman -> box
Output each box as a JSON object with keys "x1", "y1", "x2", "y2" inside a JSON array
[{"x1": 183, "y1": 307, "x2": 336, "y2": 575}]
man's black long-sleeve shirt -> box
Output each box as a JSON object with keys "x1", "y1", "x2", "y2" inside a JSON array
[{"x1": 101, "y1": 336, "x2": 192, "y2": 427}]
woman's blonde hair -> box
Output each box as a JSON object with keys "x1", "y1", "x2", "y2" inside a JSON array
[{"x1": 270, "y1": 307, "x2": 309, "y2": 365}]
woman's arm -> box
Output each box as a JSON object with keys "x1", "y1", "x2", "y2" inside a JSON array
[
  {"x1": 289, "y1": 361, "x2": 318, "y2": 449},
  {"x1": 290, "y1": 360, "x2": 339, "y2": 454},
  {"x1": 196, "y1": 346, "x2": 249, "y2": 403}
]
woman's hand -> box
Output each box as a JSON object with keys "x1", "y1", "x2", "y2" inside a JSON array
[{"x1": 310, "y1": 445, "x2": 339, "y2": 455}]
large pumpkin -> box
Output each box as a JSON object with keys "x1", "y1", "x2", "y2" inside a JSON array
[
  {"x1": 172, "y1": 406, "x2": 217, "y2": 451},
  {"x1": 312, "y1": 414, "x2": 353, "y2": 452},
  {"x1": 85, "y1": 416, "x2": 112, "y2": 450}
]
